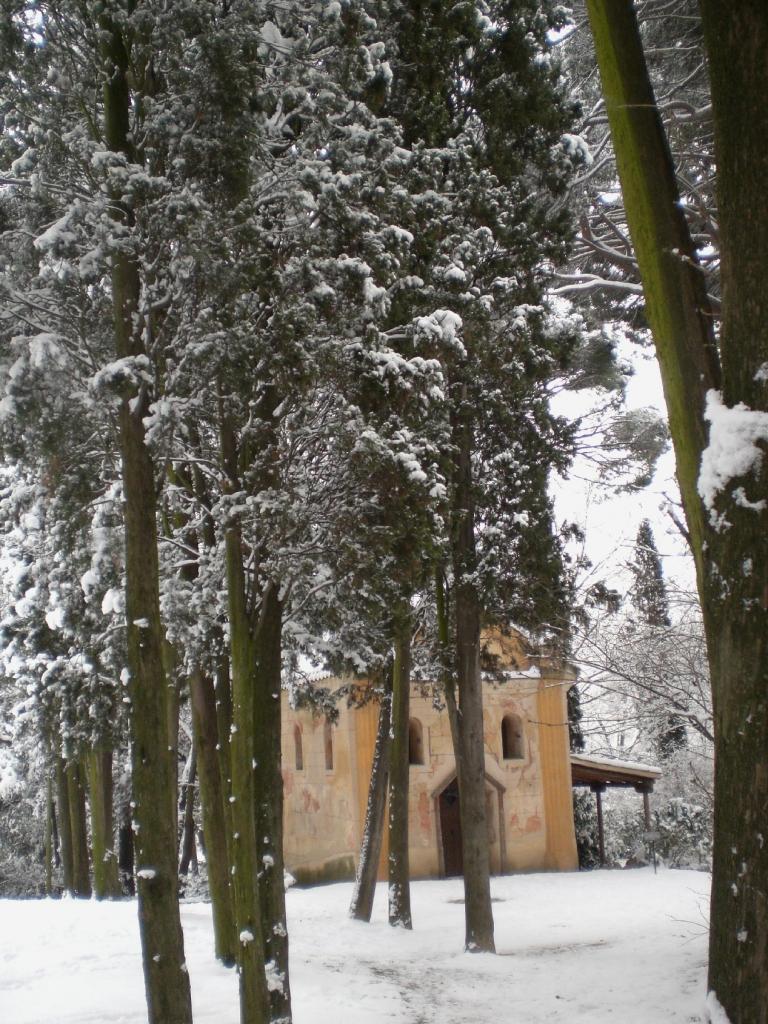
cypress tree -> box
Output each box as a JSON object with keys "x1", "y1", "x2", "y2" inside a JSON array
[{"x1": 629, "y1": 520, "x2": 671, "y2": 628}]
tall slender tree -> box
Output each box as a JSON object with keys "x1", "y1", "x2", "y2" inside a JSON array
[
  {"x1": 629, "y1": 520, "x2": 671, "y2": 629},
  {"x1": 586, "y1": 3, "x2": 768, "y2": 1019},
  {"x1": 628, "y1": 521, "x2": 685, "y2": 759},
  {"x1": 371, "y1": 0, "x2": 581, "y2": 953}
]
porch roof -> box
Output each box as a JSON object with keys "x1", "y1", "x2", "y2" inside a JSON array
[{"x1": 571, "y1": 753, "x2": 662, "y2": 791}]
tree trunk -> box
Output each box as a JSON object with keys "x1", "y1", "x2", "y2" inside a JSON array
[
  {"x1": 87, "y1": 747, "x2": 121, "y2": 899},
  {"x1": 190, "y1": 667, "x2": 238, "y2": 965},
  {"x1": 67, "y1": 757, "x2": 92, "y2": 898},
  {"x1": 695, "y1": 6, "x2": 768, "y2": 1021},
  {"x1": 587, "y1": 3, "x2": 768, "y2": 1020},
  {"x1": 350, "y1": 674, "x2": 392, "y2": 923},
  {"x1": 451, "y1": 399, "x2": 495, "y2": 953},
  {"x1": 164, "y1": 644, "x2": 182, "y2": 841},
  {"x1": 55, "y1": 756, "x2": 74, "y2": 894},
  {"x1": 45, "y1": 765, "x2": 55, "y2": 896},
  {"x1": 118, "y1": 796, "x2": 135, "y2": 896},
  {"x1": 435, "y1": 570, "x2": 461, "y2": 757},
  {"x1": 178, "y1": 742, "x2": 198, "y2": 877},
  {"x1": 253, "y1": 587, "x2": 292, "y2": 1023},
  {"x1": 101, "y1": 13, "x2": 193, "y2": 1022},
  {"x1": 225, "y1": 513, "x2": 271, "y2": 1024},
  {"x1": 215, "y1": 651, "x2": 234, "y2": 832},
  {"x1": 388, "y1": 612, "x2": 412, "y2": 929}
]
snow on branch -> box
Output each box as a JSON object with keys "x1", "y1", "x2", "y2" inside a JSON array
[{"x1": 549, "y1": 274, "x2": 644, "y2": 297}]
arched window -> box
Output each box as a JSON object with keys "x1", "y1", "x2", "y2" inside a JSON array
[
  {"x1": 324, "y1": 720, "x2": 334, "y2": 771},
  {"x1": 501, "y1": 714, "x2": 524, "y2": 760},
  {"x1": 408, "y1": 718, "x2": 424, "y2": 765},
  {"x1": 294, "y1": 725, "x2": 303, "y2": 771}
]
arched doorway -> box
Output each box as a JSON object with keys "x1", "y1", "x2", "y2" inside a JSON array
[
  {"x1": 436, "y1": 771, "x2": 507, "y2": 878},
  {"x1": 438, "y1": 779, "x2": 463, "y2": 877}
]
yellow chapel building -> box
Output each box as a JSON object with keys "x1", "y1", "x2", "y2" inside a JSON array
[{"x1": 280, "y1": 629, "x2": 583, "y2": 884}]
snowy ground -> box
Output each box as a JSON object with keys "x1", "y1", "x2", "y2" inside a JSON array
[{"x1": 1, "y1": 867, "x2": 711, "y2": 1024}]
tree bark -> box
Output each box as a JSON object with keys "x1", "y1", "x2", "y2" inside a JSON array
[
  {"x1": 87, "y1": 748, "x2": 121, "y2": 899},
  {"x1": 253, "y1": 587, "x2": 292, "y2": 1022},
  {"x1": 350, "y1": 674, "x2": 392, "y2": 923},
  {"x1": 164, "y1": 645, "x2": 182, "y2": 841},
  {"x1": 55, "y1": 756, "x2": 74, "y2": 894},
  {"x1": 45, "y1": 765, "x2": 55, "y2": 896},
  {"x1": 224, "y1": 508, "x2": 271, "y2": 1024},
  {"x1": 215, "y1": 651, "x2": 234, "y2": 826},
  {"x1": 451, "y1": 398, "x2": 495, "y2": 953},
  {"x1": 118, "y1": 796, "x2": 135, "y2": 896},
  {"x1": 66, "y1": 757, "x2": 92, "y2": 898},
  {"x1": 220, "y1": 381, "x2": 292, "y2": 1022},
  {"x1": 190, "y1": 667, "x2": 238, "y2": 965},
  {"x1": 695, "y1": 5, "x2": 768, "y2": 1021},
  {"x1": 178, "y1": 742, "x2": 198, "y2": 877},
  {"x1": 388, "y1": 616, "x2": 412, "y2": 929},
  {"x1": 435, "y1": 570, "x2": 461, "y2": 757},
  {"x1": 101, "y1": 12, "x2": 193, "y2": 1022}
]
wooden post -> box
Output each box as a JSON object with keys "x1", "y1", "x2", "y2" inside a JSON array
[
  {"x1": 592, "y1": 784, "x2": 607, "y2": 867},
  {"x1": 643, "y1": 789, "x2": 652, "y2": 830}
]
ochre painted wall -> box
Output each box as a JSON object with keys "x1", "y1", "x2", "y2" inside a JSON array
[
  {"x1": 281, "y1": 650, "x2": 578, "y2": 883},
  {"x1": 282, "y1": 696, "x2": 359, "y2": 884}
]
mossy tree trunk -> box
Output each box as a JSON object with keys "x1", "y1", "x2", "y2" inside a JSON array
[
  {"x1": 450, "y1": 398, "x2": 495, "y2": 953},
  {"x1": 253, "y1": 586, "x2": 291, "y2": 1022},
  {"x1": 224, "y1": 512, "x2": 272, "y2": 1024},
  {"x1": 164, "y1": 648, "x2": 182, "y2": 841},
  {"x1": 350, "y1": 672, "x2": 392, "y2": 923},
  {"x1": 87, "y1": 748, "x2": 120, "y2": 899},
  {"x1": 215, "y1": 652, "x2": 234, "y2": 820},
  {"x1": 66, "y1": 757, "x2": 91, "y2": 898},
  {"x1": 388, "y1": 614, "x2": 412, "y2": 930},
  {"x1": 100, "y1": 11, "x2": 193, "y2": 1022},
  {"x1": 221, "y1": 410, "x2": 273, "y2": 1022},
  {"x1": 220, "y1": 380, "x2": 292, "y2": 1023},
  {"x1": 190, "y1": 667, "x2": 237, "y2": 965},
  {"x1": 587, "y1": 4, "x2": 768, "y2": 1020},
  {"x1": 167, "y1": 458, "x2": 238, "y2": 962}
]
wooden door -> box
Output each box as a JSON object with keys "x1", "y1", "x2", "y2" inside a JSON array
[{"x1": 439, "y1": 779, "x2": 463, "y2": 877}]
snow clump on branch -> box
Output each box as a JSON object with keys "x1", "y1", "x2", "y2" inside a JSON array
[{"x1": 697, "y1": 390, "x2": 768, "y2": 521}]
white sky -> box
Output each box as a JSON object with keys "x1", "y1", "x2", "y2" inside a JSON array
[{"x1": 552, "y1": 340, "x2": 697, "y2": 600}]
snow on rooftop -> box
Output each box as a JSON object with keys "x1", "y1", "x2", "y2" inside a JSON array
[{"x1": 571, "y1": 753, "x2": 662, "y2": 778}]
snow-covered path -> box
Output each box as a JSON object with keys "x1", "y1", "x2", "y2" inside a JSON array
[{"x1": 1, "y1": 868, "x2": 710, "y2": 1024}]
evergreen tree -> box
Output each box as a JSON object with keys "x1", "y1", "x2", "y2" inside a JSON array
[
  {"x1": 629, "y1": 520, "x2": 670, "y2": 628},
  {"x1": 370, "y1": 0, "x2": 581, "y2": 953},
  {"x1": 629, "y1": 520, "x2": 685, "y2": 760},
  {"x1": 567, "y1": 685, "x2": 586, "y2": 753}
]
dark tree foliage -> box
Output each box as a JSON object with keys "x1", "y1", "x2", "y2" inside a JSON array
[
  {"x1": 629, "y1": 520, "x2": 670, "y2": 628},
  {"x1": 629, "y1": 520, "x2": 686, "y2": 759},
  {"x1": 567, "y1": 684, "x2": 586, "y2": 753}
]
